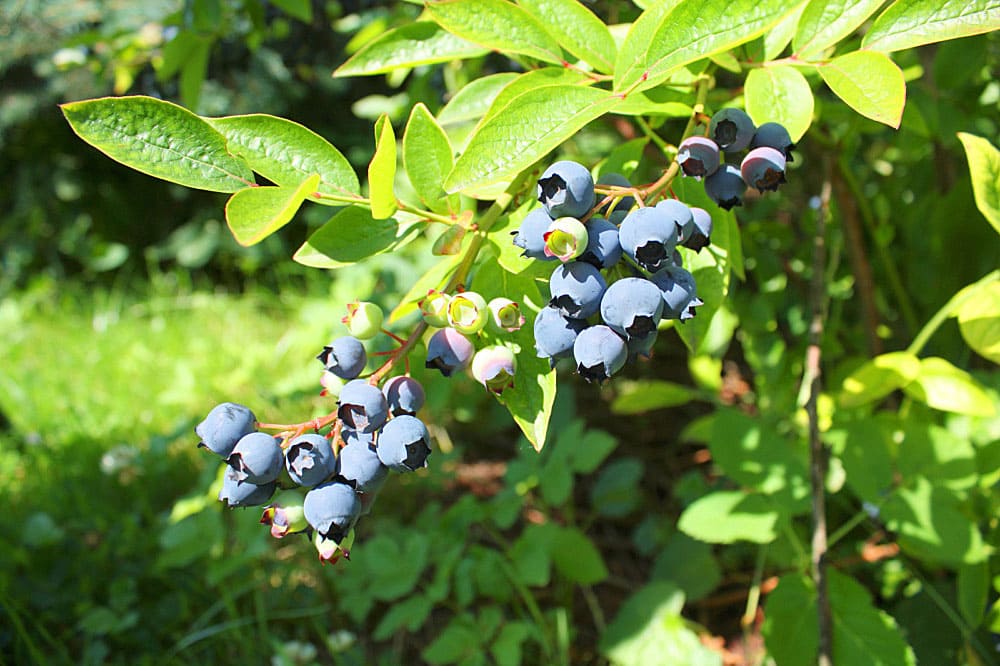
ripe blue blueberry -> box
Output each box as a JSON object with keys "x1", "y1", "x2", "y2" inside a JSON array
[
  {"x1": 676, "y1": 136, "x2": 721, "y2": 179},
  {"x1": 303, "y1": 481, "x2": 361, "y2": 543},
  {"x1": 597, "y1": 173, "x2": 635, "y2": 214},
  {"x1": 382, "y1": 375, "x2": 425, "y2": 416},
  {"x1": 651, "y1": 265, "x2": 703, "y2": 321},
  {"x1": 219, "y1": 465, "x2": 277, "y2": 507},
  {"x1": 425, "y1": 328, "x2": 474, "y2": 377},
  {"x1": 549, "y1": 261, "x2": 607, "y2": 319},
  {"x1": 337, "y1": 437, "x2": 388, "y2": 494},
  {"x1": 578, "y1": 216, "x2": 622, "y2": 270},
  {"x1": 600, "y1": 277, "x2": 665, "y2": 341},
  {"x1": 573, "y1": 325, "x2": 627, "y2": 383},
  {"x1": 618, "y1": 206, "x2": 679, "y2": 272},
  {"x1": 704, "y1": 164, "x2": 746, "y2": 210},
  {"x1": 537, "y1": 160, "x2": 595, "y2": 219},
  {"x1": 317, "y1": 336, "x2": 367, "y2": 380},
  {"x1": 227, "y1": 431, "x2": 284, "y2": 484},
  {"x1": 750, "y1": 122, "x2": 794, "y2": 162},
  {"x1": 285, "y1": 433, "x2": 338, "y2": 487},
  {"x1": 740, "y1": 146, "x2": 787, "y2": 193},
  {"x1": 377, "y1": 415, "x2": 432, "y2": 472},
  {"x1": 683, "y1": 207, "x2": 713, "y2": 252},
  {"x1": 196, "y1": 402, "x2": 257, "y2": 458},
  {"x1": 709, "y1": 108, "x2": 756, "y2": 153},
  {"x1": 337, "y1": 379, "x2": 390, "y2": 434},
  {"x1": 627, "y1": 328, "x2": 658, "y2": 360},
  {"x1": 655, "y1": 199, "x2": 695, "y2": 245},
  {"x1": 533, "y1": 305, "x2": 587, "y2": 366},
  {"x1": 512, "y1": 208, "x2": 556, "y2": 261}
]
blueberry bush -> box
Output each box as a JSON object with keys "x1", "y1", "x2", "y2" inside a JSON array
[{"x1": 3, "y1": 0, "x2": 999, "y2": 664}]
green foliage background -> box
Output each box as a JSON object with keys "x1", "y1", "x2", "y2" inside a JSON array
[{"x1": 1, "y1": 1, "x2": 998, "y2": 665}]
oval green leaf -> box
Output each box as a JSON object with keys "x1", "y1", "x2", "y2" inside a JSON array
[
  {"x1": 334, "y1": 21, "x2": 489, "y2": 77},
  {"x1": 403, "y1": 104, "x2": 455, "y2": 214},
  {"x1": 481, "y1": 68, "x2": 590, "y2": 125},
  {"x1": 678, "y1": 491, "x2": 782, "y2": 544},
  {"x1": 425, "y1": 0, "x2": 564, "y2": 66},
  {"x1": 957, "y1": 132, "x2": 1000, "y2": 235},
  {"x1": 839, "y1": 351, "x2": 921, "y2": 407},
  {"x1": 368, "y1": 114, "x2": 398, "y2": 219},
  {"x1": 745, "y1": 65, "x2": 814, "y2": 142},
  {"x1": 819, "y1": 50, "x2": 906, "y2": 128},
  {"x1": 445, "y1": 84, "x2": 621, "y2": 194},
  {"x1": 437, "y1": 73, "x2": 520, "y2": 126},
  {"x1": 517, "y1": 0, "x2": 617, "y2": 73},
  {"x1": 902, "y1": 356, "x2": 996, "y2": 416},
  {"x1": 793, "y1": 0, "x2": 886, "y2": 59},
  {"x1": 862, "y1": 0, "x2": 1000, "y2": 53},
  {"x1": 225, "y1": 175, "x2": 319, "y2": 246},
  {"x1": 957, "y1": 280, "x2": 1000, "y2": 364},
  {"x1": 60, "y1": 95, "x2": 253, "y2": 192},
  {"x1": 615, "y1": 0, "x2": 806, "y2": 94},
  {"x1": 293, "y1": 206, "x2": 404, "y2": 268},
  {"x1": 205, "y1": 113, "x2": 360, "y2": 202},
  {"x1": 611, "y1": 380, "x2": 696, "y2": 414}
]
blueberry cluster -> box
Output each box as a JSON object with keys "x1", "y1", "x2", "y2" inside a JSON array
[
  {"x1": 513, "y1": 161, "x2": 708, "y2": 383},
  {"x1": 196, "y1": 301, "x2": 432, "y2": 564},
  {"x1": 677, "y1": 109, "x2": 795, "y2": 210}
]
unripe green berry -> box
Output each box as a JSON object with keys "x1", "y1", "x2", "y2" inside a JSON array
[
  {"x1": 342, "y1": 301, "x2": 383, "y2": 340},
  {"x1": 487, "y1": 297, "x2": 525, "y2": 333},
  {"x1": 419, "y1": 290, "x2": 451, "y2": 327},
  {"x1": 543, "y1": 217, "x2": 589, "y2": 262},
  {"x1": 448, "y1": 291, "x2": 488, "y2": 335}
]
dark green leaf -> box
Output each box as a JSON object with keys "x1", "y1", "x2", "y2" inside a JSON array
[
  {"x1": 550, "y1": 526, "x2": 608, "y2": 584},
  {"x1": 590, "y1": 457, "x2": 644, "y2": 517},
  {"x1": 611, "y1": 380, "x2": 696, "y2": 414},
  {"x1": 422, "y1": 614, "x2": 482, "y2": 665},
  {"x1": 293, "y1": 206, "x2": 405, "y2": 268},
  {"x1": 335, "y1": 22, "x2": 489, "y2": 77},
  {"x1": 61, "y1": 96, "x2": 253, "y2": 192},
  {"x1": 651, "y1": 533, "x2": 723, "y2": 602}
]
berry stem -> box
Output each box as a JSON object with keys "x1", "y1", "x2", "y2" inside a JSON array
[{"x1": 643, "y1": 73, "x2": 712, "y2": 202}]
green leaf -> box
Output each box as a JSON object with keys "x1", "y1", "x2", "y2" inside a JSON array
[
  {"x1": 437, "y1": 73, "x2": 520, "y2": 126},
  {"x1": 678, "y1": 491, "x2": 782, "y2": 544},
  {"x1": 590, "y1": 457, "x2": 644, "y2": 517},
  {"x1": 517, "y1": 0, "x2": 617, "y2": 72},
  {"x1": 614, "y1": 0, "x2": 806, "y2": 94},
  {"x1": 764, "y1": 3, "x2": 808, "y2": 60},
  {"x1": 862, "y1": 0, "x2": 1000, "y2": 52},
  {"x1": 481, "y1": 67, "x2": 592, "y2": 125},
  {"x1": 793, "y1": 0, "x2": 886, "y2": 59},
  {"x1": 827, "y1": 419, "x2": 894, "y2": 502},
  {"x1": 744, "y1": 65, "x2": 814, "y2": 142},
  {"x1": 422, "y1": 614, "x2": 482, "y2": 665},
  {"x1": 897, "y1": 421, "x2": 978, "y2": 493},
  {"x1": 650, "y1": 533, "x2": 723, "y2": 602},
  {"x1": 270, "y1": 0, "x2": 313, "y2": 22},
  {"x1": 958, "y1": 562, "x2": 990, "y2": 628},
  {"x1": 957, "y1": 280, "x2": 1000, "y2": 363},
  {"x1": 509, "y1": 524, "x2": 555, "y2": 587},
  {"x1": 709, "y1": 409, "x2": 810, "y2": 508},
  {"x1": 902, "y1": 356, "x2": 996, "y2": 417},
  {"x1": 819, "y1": 50, "x2": 906, "y2": 128},
  {"x1": 205, "y1": 114, "x2": 360, "y2": 201},
  {"x1": 293, "y1": 206, "x2": 405, "y2": 268},
  {"x1": 425, "y1": 0, "x2": 563, "y2": 65},
  {"x1": 600, "y1": 582, "x2": 722, "y2": 666},
  {"x1": 610, "y1": 380, "x2": 696, "y2": 414},
  {"x1": 373, "y1": 594, "x2": 433, "y2": 640},
  {"x1": 446, "y1": 84, "x2": 620, "y2": 194},
  {"x1": 490, "y1": 622, "x2": 534, "y2": 666},
  {"x1": 839, "y1": 351, "x2": 921, "y2": 407},
  {"x1": 550, "y1": 526, "x2": 608, "y2": 584},
  {"x1": 763, "y1": 572, "x2": 917, "y2": 666},
  {"x1": 178, "y1": 35, "x2": 210, "y2": 112},
  {"x1": 611, "y1": 91, "x2": 693, "y2": 118},
  {"x1": 957, "y1": 132, "x2": 1000, "y2": 236},
  {"x1": 883, "y1": 475, "x2": 992, "y2": 565},
  {"x1": 61, "y1": 96, "x2": 253, "y2": 192},
  {"x1": 334, "y1": 22, "x2": 489, "y2": 77},
  {"x1": 224, "y1": 175, "x2": 319, "y2": 246},
  {"x1": 471, "y1": 261, "x2": 556, "y2": 450},
  {"x1": 403, "y1": 104, "x2": 456, "y2": 214},
  {"x1": 368, "y1": 114, "x2": 398, "y2": 219}
]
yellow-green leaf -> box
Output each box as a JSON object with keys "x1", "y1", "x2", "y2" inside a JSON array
[
  {"x1": 957, "y1": 132, "x2": 1000, "y2": 235},
  {"x1": 793, "y1": 0, "x2": 886, "y2": 59},
  {"x1": 368, "y1": 115, "x2": 398, "y2": 219},
  {"x1": 517, "y1": 0, "x2": 617, "y2": 73},
  {"x1": 819, "y1": 50, "x2": 906, "y2": 128},
  {"x1": 224, "y1": 174, "x2": 319, "y2": 246},
  {"x1": 903, "y1": 357, "x2": 996, "y2": 416},
  {"x1": 745, "y1": 65, "x2": 814, "y2": 142},
  {"x1": 334, "y1": 22, "x2": 489, "y2": 77},
  {"x1": 862, "y1": 0, "x2": 1000, "y2": 53},
  {"x1": 425, "y1": 0, "x2": 563, "y2": 66},
  {"x1": 839, "y1": 351, "x2": 921, "y2": 407},
  {"x1": 957, "y1": 281, "x2": 1000, "y2": 364}
]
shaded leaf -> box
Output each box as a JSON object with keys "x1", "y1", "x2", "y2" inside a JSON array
[
  {"x1": 956, "y1": 132, "x2": 1000, "y2": 236},
  {"x1": 550, "y1": 526, "x2": 608, "y2": 584},
  {"x1": 611, "y1": 380, "x2": 696, "y2": 414},
  {"x1": 293, "y1": 206, "x2": 405, "y2": 268},
  {"x1": 61, "y1": 96, "x2": 253, "y2": 192}
]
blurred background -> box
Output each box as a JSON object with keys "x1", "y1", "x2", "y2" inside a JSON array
[{"x1": 1, "y1": 1, "x2": 997, "y2": 665}]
